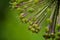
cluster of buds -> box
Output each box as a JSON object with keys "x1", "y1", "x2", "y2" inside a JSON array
[
  {"x1": 9, "y1": 0, "x2": 42, "y2": 8},
  {"x1": 28, "y1": 23, "x2": 40, "y2": 33},
  {"x1": 20, "y1": 0, "x2": 55, "y2": 34},
  {"x1": 9, "y1": 0, "x2": 60, "y2": 40},
  {"x1": 19, "y1": 0, "x2": 46, "y2": 23}
]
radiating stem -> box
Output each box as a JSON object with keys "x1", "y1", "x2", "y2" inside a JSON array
[
  {"x1": 50, "y1": 1, "x2": 58, "y2": 34},
  {"x1": 20, "y1": 0, "x2": 46, "y2": 19},
  {"x1": 26, "y1": 1, "x2": 54, "y2": 22},
  {"x1": 35, "y1": 0, "x2": 55, "y2": 20}
]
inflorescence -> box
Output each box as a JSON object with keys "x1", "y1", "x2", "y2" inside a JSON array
[{"x1": 9, "y1": 0, "x2": 60, "y2": 40}]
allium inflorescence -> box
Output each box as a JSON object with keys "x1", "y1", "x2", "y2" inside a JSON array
[{"x1": 9, "y1": 0, "x2": 60, "y2": 40}]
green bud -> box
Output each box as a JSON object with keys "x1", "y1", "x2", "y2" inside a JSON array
[
  {"x1": 22, "y1": 18, "x2": 28, "y2": 23},
  {"x1": 28, "y1": 26, "x2": 32, "y2": 30},
  {"x1": 33, "y1": 24, "x2": 39, "y2": 27},
  {"x1": 28, "y1": 8, "x2": 34, "y2": 13},
  {"x1": 29, "y1": 21, "x2": 33, "y2": 25},
  {"x1": 35, "y1": 29, "x2": 39, "y2": 33},
  {"x1": 12, "y1": 2, "x2": 17, "y2": 8},
  {"x1": 19, "y1": 13, "x2": 25, "y2": 19},
  {"x1": 31, "y1": 28, "x2": 35, "y2": 32},
  {"x1": 35, "y1": 26, "x2": 40, "y2": 30}
]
